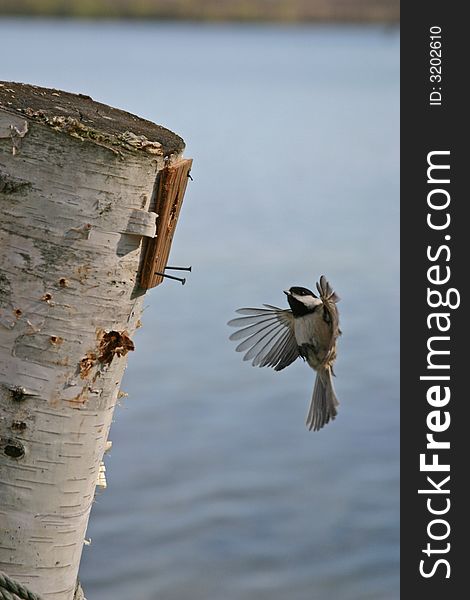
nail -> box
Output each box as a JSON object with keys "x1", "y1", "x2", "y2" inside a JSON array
[
  {"x1": 155, "y1": 272, "x2": 186, "y2": 285},
  {"x1": 165, "y1": 266, "x2": 192, "y2": 272}
]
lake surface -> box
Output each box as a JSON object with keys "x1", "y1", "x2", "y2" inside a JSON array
[{"x1": 0, "y1": 19, "x2": 399, "y2": 600}]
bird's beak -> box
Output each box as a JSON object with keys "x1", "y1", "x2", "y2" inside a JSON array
[{"x1": 283, "y1": 289, "x2": 291, "y2": 296}]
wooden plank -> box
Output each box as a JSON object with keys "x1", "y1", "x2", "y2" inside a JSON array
[{"x1": 140, "y1": 158, "x2": 192, "y2": 289}]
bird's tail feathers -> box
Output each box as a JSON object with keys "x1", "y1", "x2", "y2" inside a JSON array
[{"x1": 306, "y1": 367, "x2": 339, "y2": 432}]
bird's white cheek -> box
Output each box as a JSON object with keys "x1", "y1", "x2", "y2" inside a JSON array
[
  {"x1": 304, "y1": 297, "x2": 323, "y2": 309},
  {"x1": 291, "y1": 294, "x2": 322, "y2": 310}
]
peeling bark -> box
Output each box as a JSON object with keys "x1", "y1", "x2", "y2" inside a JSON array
[{"x1": 0, "y1": 83, "x2": 186, "y2": 599}]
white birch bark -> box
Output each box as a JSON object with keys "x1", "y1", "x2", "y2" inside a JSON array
[{"x1": 0, "y1": 85, "x2": 185, "y2": 599}]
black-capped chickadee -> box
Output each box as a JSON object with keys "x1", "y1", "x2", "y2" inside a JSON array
[{"x1": 228, "y1": 275, "x2": 341, "y2": 431}]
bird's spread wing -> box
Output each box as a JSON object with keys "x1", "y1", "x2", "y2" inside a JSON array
[
  {"x1": 228, "y1": 305, "x2": 300, "y2": 371},
  {"x1": 316, "y1": 275, "x2": 341, "y2": 362},
  {"x1": 316, "y1": 274, "x2": 340, "y2": 305}
]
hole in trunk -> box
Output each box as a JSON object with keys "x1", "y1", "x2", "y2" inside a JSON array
[{"x1": 4, "y1": 440, "x2": 25, "y2": 459}]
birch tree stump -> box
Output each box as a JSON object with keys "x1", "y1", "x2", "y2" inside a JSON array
[{"x1": 0, "y1": 82, "x2": 186, "y2": 599}]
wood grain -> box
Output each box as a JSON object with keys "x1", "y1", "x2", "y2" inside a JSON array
[{"x1": 140, "y1": 158, "x2": 193, "y2": 289}]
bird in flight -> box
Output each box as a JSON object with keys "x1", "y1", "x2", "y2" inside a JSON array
[{"x1": 228, "y1": 275, "x2": 341, "y2": 431}]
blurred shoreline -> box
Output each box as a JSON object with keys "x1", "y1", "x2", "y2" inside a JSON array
[{"x1": 0, "y1": 1, "x2": 399, "y2": 24}]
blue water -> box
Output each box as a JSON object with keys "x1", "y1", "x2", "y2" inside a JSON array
[{"x1": 0, "y1": 19, "x2": 399, "y2": 600}]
